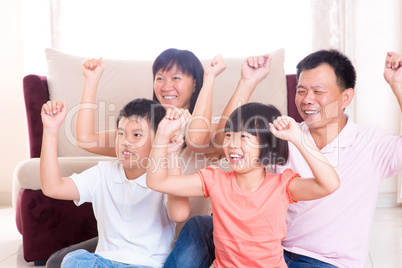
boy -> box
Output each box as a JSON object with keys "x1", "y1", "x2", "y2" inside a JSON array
[{"x1": 40, "y1": 98, "x2": 189, "y2": 268}]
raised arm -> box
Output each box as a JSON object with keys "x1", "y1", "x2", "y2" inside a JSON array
[
  {"x1": 213, "y1": 54, "x2": 271, "y2": 154},
  {"x1": 40, "y1": 100, "x2": 80, "y2": 201},
  {"x1": 270, "y1": 116, "x2": 340, "y2": 201},
  {"x1": 384, "y1": 51, "x2": 402, "y2": 110},
  {"x1": 147, "y1": 108, "x2": 204, "y2": 197},
  {"x1": 186, "y1": 54, "x2": 227, "y2": 153},
  {"x1": 76, "y1": 58, "x2": 117, "y2": 157}
]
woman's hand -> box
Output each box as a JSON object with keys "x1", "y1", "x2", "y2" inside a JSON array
[
  {"x1": 82, "y1": 58, "x2": 104, "y2": 82},
  {"x1": 204, "y1": 54, "x2": 227, "y2": 78}
]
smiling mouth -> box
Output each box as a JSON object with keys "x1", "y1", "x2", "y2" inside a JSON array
[
  {"x1": 163, "y1": 96, "x2": 178, "y2": 100},
  {"x1": 229, "y1": 153, "x2": 243, "y2": 161},
  {"x1": 304, "y1": 110, "x2": 320, "y2": 115},
  {"x1": 122, "y1": 151, "x2": 133, "y2": 158}
]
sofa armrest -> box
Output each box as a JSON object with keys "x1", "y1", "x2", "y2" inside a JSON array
[
  {"x1": 23, "y1": 75, "x2": 50, "y2": 158},
  {"x1": 286, "y1": 74, "x2": 303, "y2": 123},
  {"x1": 12, "y1": 156, "x2": 114, "y2": 208}
]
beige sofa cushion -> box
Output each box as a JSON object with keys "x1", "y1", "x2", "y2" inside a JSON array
[{"x1": 45, "y1": 48, "x2": 286, "y2": 157}]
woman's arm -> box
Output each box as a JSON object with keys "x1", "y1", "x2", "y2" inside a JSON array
[
  {"x1": 76, "y1": 58, "x2": 117, "y2": 157},
  {"x1": 270, "y1": 116, "x2": 340, "y2": 201},
  {"x1": 213, "y1": 54, "x2": 271, "y2": 155},
  {"x1": 186, "y1": 55, "x2": 227, "y2": 153}
]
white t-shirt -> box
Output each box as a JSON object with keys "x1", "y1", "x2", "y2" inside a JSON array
[{"x1": 71, "y1": 161, "x2": 175, "y2": 268}]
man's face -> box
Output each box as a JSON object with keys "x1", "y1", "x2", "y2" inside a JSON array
[{"x1": 295, "y1": 63, "x2": 350, "y2": 130}]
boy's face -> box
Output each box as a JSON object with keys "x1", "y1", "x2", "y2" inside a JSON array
[{"x1": 115, "y1": 116, "x2": 154, "y2": 171}]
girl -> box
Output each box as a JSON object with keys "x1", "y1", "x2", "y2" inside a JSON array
[{"x1": 146, "y1": 103, "x2": 340, "y2": 268}]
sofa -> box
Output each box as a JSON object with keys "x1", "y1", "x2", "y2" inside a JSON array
[{"x1": 12, "y1": 47, "x2": 302, "y2": 265}]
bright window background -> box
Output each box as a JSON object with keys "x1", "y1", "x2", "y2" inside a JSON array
[{"x1": 22, "y1": 0, "x2": 312, "y2": 75}]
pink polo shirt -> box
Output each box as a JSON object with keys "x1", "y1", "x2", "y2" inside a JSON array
[
  {"x1": 199, "y1": 166, "x2": 299, "y2": 268},
  {"x1": 273, "y1": 115, "x2": 402, "y2": 268}
]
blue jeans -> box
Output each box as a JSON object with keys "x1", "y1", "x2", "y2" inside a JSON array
[
  {"x1": 164, "y1": 215, "x2": 215, "y2": 268},
  {"x1": 62, "y1": 249, "x2": 153, "y2": 268},
  {"x1": 164, "y1": 215, "x2": 337, "y2": 268},
  {"x1": 284, "y1": 250, "x2": 338, "y2": 267}
]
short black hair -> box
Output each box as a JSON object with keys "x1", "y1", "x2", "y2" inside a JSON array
[
  {"x1": 296, "y1": 49, "x2": 356, "y2": 91},
  {"x1": 117, "y1": 98, "x2": 166, "y2": 133},
  {"x1": 152, "y1": 48, "x2": 204, "y2": 113},
  {"x1": 224, "y1": 102, "x2": 289, "y2": 165}
]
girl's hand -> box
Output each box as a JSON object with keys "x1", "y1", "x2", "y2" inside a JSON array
[
  {"x1": 41, "y1": 100, "x2": 67, "y2": 130},
  {"x1": 241, "y1": 54, "x2": 271, "y2": 84},
  {"x1": 82, "y1": 58, "x2": 104, "y2": 82},
  {"x1": 158, "y1": 108, "x2": 191, "y2": 149},
  {"x1": 204, "y1": 54, "x2": 227, "y2": 78},
  {"x1": 269, "y1": 115, "x2": 301, "y2": 143}
]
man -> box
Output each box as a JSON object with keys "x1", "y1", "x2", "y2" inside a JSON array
[{"x1": 164, "y1": 50, "x2": 402, "y2": 268}]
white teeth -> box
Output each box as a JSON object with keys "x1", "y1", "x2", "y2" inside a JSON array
[
  {"x1": 230, "y1": 153, "x2": 242, "y2": 159},
  {"x1": 305, "y1": 111, "x2": 319, "y2": 115},
  {"x1": 123, "y1": 152, "x2": 133, "y2": 155},
  {"x1": 164, "y1": 96, "x2": 177, "y2": 99}
]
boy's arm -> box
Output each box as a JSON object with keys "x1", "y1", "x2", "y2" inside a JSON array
[
  {"x1": 384, "y1": 51, "x2": 402, "y2": 110},
  {"x1": 40, "y1": 101, "x2": 80, "y2": 200},
  {"x1": 186, "y1": 55, "x2": 226, "y2": 153},
  {"x1": 76, "y1": 58, "x2": 117, "y2": 157},
  {"x1": 270, "y1": 116, "x2": 340, "y2": 201},
  {"x1": 147, "y1": 110, "x2": 204, "y2": 197},
  {"x1": 213, "y1": 54, "x2": 271, "y2": 155}
]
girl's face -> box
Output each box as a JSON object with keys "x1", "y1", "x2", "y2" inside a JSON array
[
  {"x1": 154, "y1": 65, "x2": 195, "y2": 110},
  {"x1": 223, "y1": 131, "x2": 262, "y2": 173}
]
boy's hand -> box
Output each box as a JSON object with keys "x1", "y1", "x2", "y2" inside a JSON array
[
  {"x1": 269, "y1": 115, "x2": 301, "y2": 144},
  {"x1": 204, "y1": 54, "x2": 227, "y2": 78},
  {"x1": 41, "y1": 100, "x2": 67, "y2": 130},
  {"x1": 82, "y1": 58, "x2": 104, "y2": 82},
  {"x1": 241, "y1": 54, "x2": 271, "y2": 84}
]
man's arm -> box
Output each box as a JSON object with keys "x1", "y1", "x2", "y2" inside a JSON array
[
  {"x1": 40, "y1": 100, "x2": 80, "y2": 200},
  {"x1": 384, "y1": 51, "x2": 402, "y2": 110}
]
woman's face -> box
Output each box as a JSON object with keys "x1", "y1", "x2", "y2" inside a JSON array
[{"x1": 154, "y1": 65, "x2": 195, "y2": 110}]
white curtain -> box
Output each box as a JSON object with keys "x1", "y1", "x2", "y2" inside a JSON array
[{"x1": 310, "y1": 0, "x2": 357, "y2": 120}]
